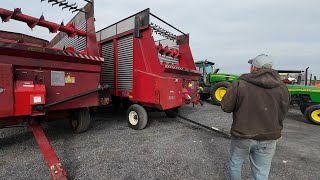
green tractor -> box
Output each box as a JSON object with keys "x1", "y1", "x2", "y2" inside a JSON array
[
  {"x1": 284, "y1": 68, "x2": 320, "y2": 125},
  {"x1": 195, "y1": 60, "x2": 239, "y2": 105}
]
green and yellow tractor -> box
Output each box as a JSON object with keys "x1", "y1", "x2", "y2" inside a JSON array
[
  {"x1": 195, "y1": 60, "x2": 239, "y2": 105},
  {"x1": 195, "y1": 61, "x2": 320, "y2": 125},
  {"x1": 284, "y1": 68, "x2": 320, "y2": 125},
  {"x1": 289, "y1": 85, "x2": 320, "y2": 125}
]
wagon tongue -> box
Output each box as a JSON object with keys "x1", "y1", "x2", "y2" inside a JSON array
[{"x1": 163, "y1": 64, "x2": 201, "y2": 76}]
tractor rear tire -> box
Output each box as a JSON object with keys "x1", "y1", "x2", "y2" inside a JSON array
[
  {"x1": 305, "y1": 104, "x2": 320, "y2": 125},
  {"x1": 165, "y1": 107, "x2": 180, "y2": 118},
  {"x1": 200, "y1": 93, "x2": 210, "y2": 101},
  {"x1": 127, "y1": 104, "x2": 148, "y2": 130},
  {"x1": 211, "y1": 81, "x2": 231, "y2": 106},
  {"x1": 70, "y1": 108, "x2": 91, "y2": 133}
]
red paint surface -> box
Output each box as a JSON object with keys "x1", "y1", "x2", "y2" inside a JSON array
[
  {"x1": 99, "y1": 27, "x2": 200, "y2": 110},
  {"x1": 14, "y1": 81, "x2": 46, "y2": 116},
  {"x1": 0, "y1": 63, "x2": 14, "y2": 118}
]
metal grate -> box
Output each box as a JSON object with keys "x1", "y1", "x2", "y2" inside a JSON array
[
  {"x1": 118, "y1": 35, "x2": 133, "y2": 90},
  {"x1": 53, "y1": 21, "x2": 87, "y2": 52},
  {"x1": 101, "y1": 41, "x2": 114, "y2": 88}
]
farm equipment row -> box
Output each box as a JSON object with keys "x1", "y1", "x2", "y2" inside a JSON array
[
  {"x1": 0, "y1": 1, "x2": 200, "y2": 179},
  {"x1": 196, "y1": 60, "x2": 320, "y2": 125}
]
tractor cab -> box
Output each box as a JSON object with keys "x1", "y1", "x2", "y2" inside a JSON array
[
  {"x1": 195, "y1": 60, "x2": 219, "y2": 86},
  {"x1": 195, "y1": 60, "x2": 219, "y2": 76}
]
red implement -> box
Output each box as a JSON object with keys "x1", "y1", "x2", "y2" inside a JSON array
[
  {"x1": 28, "y1": 121, "x2": 68, "y2": 180},
  {"x1": 0, "y1": 1, "x2": 106, "y2": 179}
]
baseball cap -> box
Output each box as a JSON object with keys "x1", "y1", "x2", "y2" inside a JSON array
[{"x1": 248, "y1": 54, "x2": 273, "y2": 68}]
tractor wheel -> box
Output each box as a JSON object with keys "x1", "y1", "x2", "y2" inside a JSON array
[
  {"x1": 70, "y1": 108, "x2": 91, "y2": 133},
  {"x1": 165, "y1": 107, "x2": 180, "y2": 118},
  {"x1": 305, "y1": 105, "x2": 320, "y2": 125},
  {"x1": 127, "y1": 104, "x2": 148, "y2": 130},
  {"x1": 299, "y1": 104, "x2": 308, "y2": 114},
  {"x1": 200, "y1": 93, "x2": 210, "y2": 101},
  {"x1": 211, "y1": 81, "x2": 231, "y2": 106}
]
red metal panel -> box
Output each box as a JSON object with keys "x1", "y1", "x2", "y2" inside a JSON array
[
  {"x1": 99, "y1": 25, "x2": 200, "y2": 109},
  {"x1": 86, "y1": 17, "x2": 100, "y2": 56},
  {"x1": 132, "y1": 70, "x2": 158, "y2": 104},
  {"x1": 159, "y1": 77, "x2": 183, "y2": 110},
  {"x1": 0, "y1": 55, "x2": 101, "y2": 73},
  {"x1": 0, "y1": 63, "x2": 14, "y2": 118},
  {"x1": 14, "y1": 81, "x2": 46, "y2": 116},
  {"x1": 14, "y1": 69, "x2": 100, "y2": 111}
]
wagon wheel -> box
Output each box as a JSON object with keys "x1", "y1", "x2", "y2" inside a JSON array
[
  {"x1": 70, "y1": 108, "x2": 91, "y2": 133},
  {"x1": 127, "y1": 104, "x2": 148, "y2": 130},
  {"x1": 305, "y1": 104, "x2": 320, "y2": 125}
]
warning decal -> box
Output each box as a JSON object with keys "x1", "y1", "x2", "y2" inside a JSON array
[{"x1": 65, "y1": 74, "x2": 75, "y2": 84}]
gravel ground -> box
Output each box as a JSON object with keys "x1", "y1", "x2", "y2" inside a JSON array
[{"x1": 0, "y1": 102, "x2": 319, "y2": 180}]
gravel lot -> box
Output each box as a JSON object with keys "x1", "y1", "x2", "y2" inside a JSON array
[{"x1": 0, "y1": 102, "x2": 319, "y2": 180}]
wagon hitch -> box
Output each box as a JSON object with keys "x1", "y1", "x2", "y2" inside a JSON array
[
  {"x1": 185, "y1": 88, "x2": 204, "y2": 106},
  {"x1": 168, "y1": 111, "x2": 231, "y2": 139},
  {"x1": 28, "y1": 119, "x2": 67, "y2": 180}
]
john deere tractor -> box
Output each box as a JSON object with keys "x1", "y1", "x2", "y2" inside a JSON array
[
  {"x1": 195, "y1": 60, "x2": 239, "y2": 105},
  {"x1": 284, "y1": 68, "x2": 320, "y2": 125}
]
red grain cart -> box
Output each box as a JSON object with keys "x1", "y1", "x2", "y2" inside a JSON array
[
  {"x1": 0, "y1": 1, "x2": 109, "y2": 179},
  {"x1": 96, "y1": 9, "x2": 201, "y2": 130}
]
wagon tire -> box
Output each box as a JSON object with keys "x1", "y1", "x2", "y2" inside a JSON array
[
  {"x1": 305, "y1": 104, "x2": 320, "y2": 125},
  {"x1": 211, "y1": 81, "x2": 230, "y2": 106},
  {"x1": 127, "y1": 104, "x2": 148, "y2": 130},
  {"x1": 70, "y1": 108, "x2": 91, "y2": 133}
]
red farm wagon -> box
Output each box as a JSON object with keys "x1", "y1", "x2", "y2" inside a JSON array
[
  {"x1": 0, "y1": 1, "x2": 110, "y2": 179},
  {"x1": 96, "y1": 9, "x2": 201, "y2": 130},
  {"x1": 0, "y1": 1, "x2": 201, "y2": 179}
]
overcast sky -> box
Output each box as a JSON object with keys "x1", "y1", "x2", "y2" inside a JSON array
[{"x1": 1, "y1": 0, "x2": 320, "y2": 77}]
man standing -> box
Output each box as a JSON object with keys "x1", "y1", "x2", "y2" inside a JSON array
[{"x1": 221, "y1": 54, "x2": 289, "y2": 180}]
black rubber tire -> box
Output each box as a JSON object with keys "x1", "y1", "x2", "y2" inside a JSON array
[
  {"x1": 200, "y1": 93, "x2": 210, "y2": 101},
  {"x1": 211, "y1": 81, "x2": 231, "y2": 106},
  {"x1": 305, "y1": 104, "x2": 320, "y2": 125},
  {"x1": 165, "y1": 107, "x2": 180, "y2": 118},
  {"x1": 127, "y1": 104, "x2": 148, "y2": 130},
  {"x1": 299, "y1": 104, "x2": 308, "y2": 114},
  {"x1": 89, "y1": 106, "x2": 98, "y2": 121},
  {"x1": 70, "y1": 108, "x2": 91, "y2": 133}
]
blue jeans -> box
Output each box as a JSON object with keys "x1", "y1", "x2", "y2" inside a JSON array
[{"x1": 229, "y1": 137, "x2": 277, "y2": 180}]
